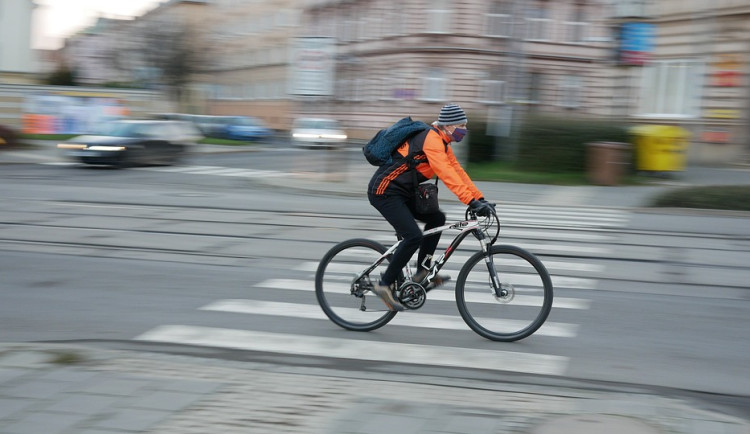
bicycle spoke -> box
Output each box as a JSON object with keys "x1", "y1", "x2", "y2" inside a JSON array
[
  {"x1": 316, "y1": 239, "x2": 397, "y2": 331},
  {"x1": 456, "y1": 245, "x2": 553, "y2": 341}
]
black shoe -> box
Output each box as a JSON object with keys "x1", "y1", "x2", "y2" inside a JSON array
[{"x1": 412, "y1": 269, "x2": 451, "y2": 289}]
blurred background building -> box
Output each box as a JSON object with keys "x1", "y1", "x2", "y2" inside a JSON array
[{"x1": 1, "y1": 0, "x2": 749, "y2": 163}]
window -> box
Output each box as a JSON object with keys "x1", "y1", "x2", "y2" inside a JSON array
[
  {"x1": 558, "y1": 75, "x2": 582, "y2": 108},
  {"x1": 564, "y1": 3, "x2": 588, "y2": 43},
  {"x1": 383, "y1": 8, "x2": 406, "y2": 37},
  {"x1": 479, "y1": 69, "x2": 506, "y2": 103},
  {"x1": 385, "y1": 70, "x2": 416, "y2": 100},
  {"x1": 336, "y1": 71, "x2": 364, "y2": 101},
  {"x1": 524, "y1": 72, "x2": 543, "y2": 104},
  {"x1": 485, "y1": 0, "x2": 513, "y2": 38},
  {"x1": 614, "y1": 0, "x2": 649, "y2": 18},
  {"x1": 421, "y1": 69, "x2": 447, "y2": 101},
  {"x1": 337, "y1": 13, "x2": 352, "y2": 42},
  {"x1": 525, "y1": 0, "x2": 551, "y2": 41},
  {"x1": 352, "y1": 77, "x2": 365, "y2": 101},
  {"x1": 427, "y1": 0, "x2": 451, "y2": 33},
  {"x1": 637, "y1": 59, "x2": 704, "y2": 117}
]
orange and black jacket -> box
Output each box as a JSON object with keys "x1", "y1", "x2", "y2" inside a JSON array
[{"x1": 368, "y1": 127, "x2": 484, "y2": 204}]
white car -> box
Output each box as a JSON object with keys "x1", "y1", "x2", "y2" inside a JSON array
[{"x1": 291, "y1": 118, "x2": 348, "y2": 148}]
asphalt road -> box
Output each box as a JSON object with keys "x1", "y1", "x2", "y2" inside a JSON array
[{"x1": 1, "y1": 149, "x2": 749, "y2": 416}]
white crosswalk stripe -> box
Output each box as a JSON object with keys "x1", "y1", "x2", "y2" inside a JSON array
[
  {"x1": 43, "y1": 162, "x2": 290, "y2": 178},
  {"x1": 254, "y1": 278, "x2": 592, "y2": 309},
  {"x1": 444, "y1": 204, "x2": 629, "y2": 229},
  {"x1": 131, "y1": 165, "x2": 290, "y2": 178},
  {"x1": 371, "y1": 234, "x2": 612, "y2": 257},
  {"x1": 199, "y1": 299, "x2": 579, "y2": 337},
  {"x1": 136, "y1": 326, "x2": 569, "y2": 376}
]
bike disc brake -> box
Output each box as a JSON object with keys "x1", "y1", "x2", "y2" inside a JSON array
[{"x1": 494, "y1": 282, "x2": 515, "y2": 304}]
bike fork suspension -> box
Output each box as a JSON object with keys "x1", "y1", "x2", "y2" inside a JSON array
[{"x1": 480, "y1": 241, "x2": 505, "y2": 297}]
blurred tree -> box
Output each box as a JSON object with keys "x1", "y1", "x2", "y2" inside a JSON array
[
  {"x1": 107, "y1": 22, "x2": 210, "y2": 109},
  {"x1": 45, "y1": 66, "x2": 78, "y2": 86}
]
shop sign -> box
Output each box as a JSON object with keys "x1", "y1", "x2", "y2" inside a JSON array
[
  {"x1": 711, "y1": 54, "x2": 743, "y2": 87},
  {"x1": 618, "y1": 22, "x2": 655, "y2": 66}
]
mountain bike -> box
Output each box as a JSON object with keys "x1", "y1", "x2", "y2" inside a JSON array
[{"x1": 315, "y1": 207, "x2": 553, "y2": 342}]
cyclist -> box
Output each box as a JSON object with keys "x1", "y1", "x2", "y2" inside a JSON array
[{"x1": 367, "y1": 103, "x2": 495, "y2": 311}]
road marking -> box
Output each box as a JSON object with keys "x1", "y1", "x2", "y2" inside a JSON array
[
  {"x1": 43, "y1": 162, "x2": 290, "y2": 179},
  {"x1": 255, "y1": 278, "x2": 592, "y2": 308},
  {"x1": 201, "y1": 299, "x2": 579, "y2": 337},
  {"x1": 491, "y1": 228, "x2": 614, "y2": 242},
  {"x1": 296, "y1": 258, "x2": 599, "y2": 290},
  {"x1": 444, "y1": 205, "x2": 630, "y2": 229},
  {"x1": 133, "y1": 165, "x2": 290, "y2": 178},
  {"x1": 301, "y1": 250, "x2": 605, "y2": 273},
  {"x1": 43, "y1": 161, "x2": 77, "y2": 166},
  {"x1": 372, "y1": 234, "x2": 612, "y2": 256},
  {"x1": 135, "y1": 325, "x2": 570, "y2": 376}
]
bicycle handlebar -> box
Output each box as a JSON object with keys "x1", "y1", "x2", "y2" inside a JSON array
[{"x1": 464, "y1": 204, "x2": 500, "y2": 245}]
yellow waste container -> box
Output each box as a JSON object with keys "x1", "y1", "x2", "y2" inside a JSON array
[{"x1": 630, "y1": 125, "x2": 690, "y2": 172}]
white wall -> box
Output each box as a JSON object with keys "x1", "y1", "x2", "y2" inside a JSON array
[{"x1": 0, "y1": 0, "x2": 36, "y2": 73}]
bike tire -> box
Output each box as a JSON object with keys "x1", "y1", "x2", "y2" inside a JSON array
[
  {"x1": 315, "y1": 238, "x2": 397, "y2": 332},
  {"x1": 455, "y1": 245, "x2": 553, "y2": 342}
]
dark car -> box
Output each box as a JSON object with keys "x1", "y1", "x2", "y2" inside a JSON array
[
  {"x1": 0, "y1": 124, "x2": 18, "y2": 148},
  {"x1": 57, "y1": 120, "x2": 202, "y2": 167}
]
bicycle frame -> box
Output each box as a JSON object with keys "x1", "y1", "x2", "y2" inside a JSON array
[{"x1": 355, "y1": 215, "x2": 504, "y2": 297}]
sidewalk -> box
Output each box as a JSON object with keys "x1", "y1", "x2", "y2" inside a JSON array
[
  {"x1": 260, "y1": 157, "x2": 750, "y2": 210},
  {"x1": 1, "y1": 343, "x2": 748, "y2": 434}
]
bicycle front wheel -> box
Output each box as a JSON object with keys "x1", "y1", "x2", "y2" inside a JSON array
[
  {"x1": 456, "y1": 245, "x2": 553, "y2": 342},
  {"x1": 315, "y1": 238, "x2": 397, "y2": 332}
]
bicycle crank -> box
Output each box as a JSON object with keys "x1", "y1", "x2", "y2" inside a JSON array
[{"x1": 398, "y1": 282, "x2": 426, "y2": 310}]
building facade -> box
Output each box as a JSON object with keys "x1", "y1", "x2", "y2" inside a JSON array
[
  {"x1": 54, "y1": 0, "x2": 750, "y2": 163},
  {"x1": 626, "y1": 0, "x2": 750, "y2": 164},
  {"x1": 289, "y1": 0, "x2": 613, "y2": 141},
  {"x1": 199, "y1": 0, "x2": 301, "y2": 129}
]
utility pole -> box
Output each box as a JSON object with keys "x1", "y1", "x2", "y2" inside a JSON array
[{"x1": 499, "y1": 0, "x2": 528, "y2": 163}]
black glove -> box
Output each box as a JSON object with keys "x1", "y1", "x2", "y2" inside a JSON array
[
  {"x1": 479, "y1": 198, "x2": 496, "y2": 210},
  {"x1": 469, "y1": 199, "x2": 493, "y2": 217}
]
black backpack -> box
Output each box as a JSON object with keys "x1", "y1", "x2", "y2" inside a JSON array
[{"x1": 362, "y1": 117, "x2": 431, "y2": 166}]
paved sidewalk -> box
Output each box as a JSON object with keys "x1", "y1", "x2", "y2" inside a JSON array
[{"x1": 1, "y1": 343, "x2": 748, "y2": 434}]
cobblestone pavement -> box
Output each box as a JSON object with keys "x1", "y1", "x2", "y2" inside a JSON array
[{"x1": 1, "y1": 344, "x2": 748, "y2": 434}]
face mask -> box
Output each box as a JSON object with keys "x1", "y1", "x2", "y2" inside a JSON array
[{"x1": 451, "y1": 127, "x2": 467, "y2": 142}]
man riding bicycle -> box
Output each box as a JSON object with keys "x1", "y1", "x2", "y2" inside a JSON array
[{"x1": 367, "y1": 103, "x2": 495, "y2": 311}]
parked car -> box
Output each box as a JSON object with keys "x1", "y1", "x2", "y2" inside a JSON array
[
  {"x1": 220, "y1": 116, "x2": 274, "y2": 141},
  {"x1": 152, "y1": 113, "x2": 219, "y2": 137},
  {"x1": 291, "y1": 118, "x2": 348, "y2": 148},
  {"x1": 57, "y1": 120, "x2": 202, "y2": 167},
  {"x1": 155, "y1": 114, "x2": 274, "y2": 142}
]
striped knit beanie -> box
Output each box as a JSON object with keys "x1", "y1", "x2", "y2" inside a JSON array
[{"x1": 436, "y1": 103, "x2": 467, "y2": 126}]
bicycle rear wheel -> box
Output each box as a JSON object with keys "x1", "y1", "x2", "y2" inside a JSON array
[
  {"x1": 315, "y1": 238, "x2": 397, "y2": 332},
  {"x1": 455, "y1": 245, "x2": 553, "y2": 342}
]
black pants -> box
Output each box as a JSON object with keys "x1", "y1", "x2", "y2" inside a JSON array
[{"x1": 368, "y1": 193, "x2": 446, "y2": 285}]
